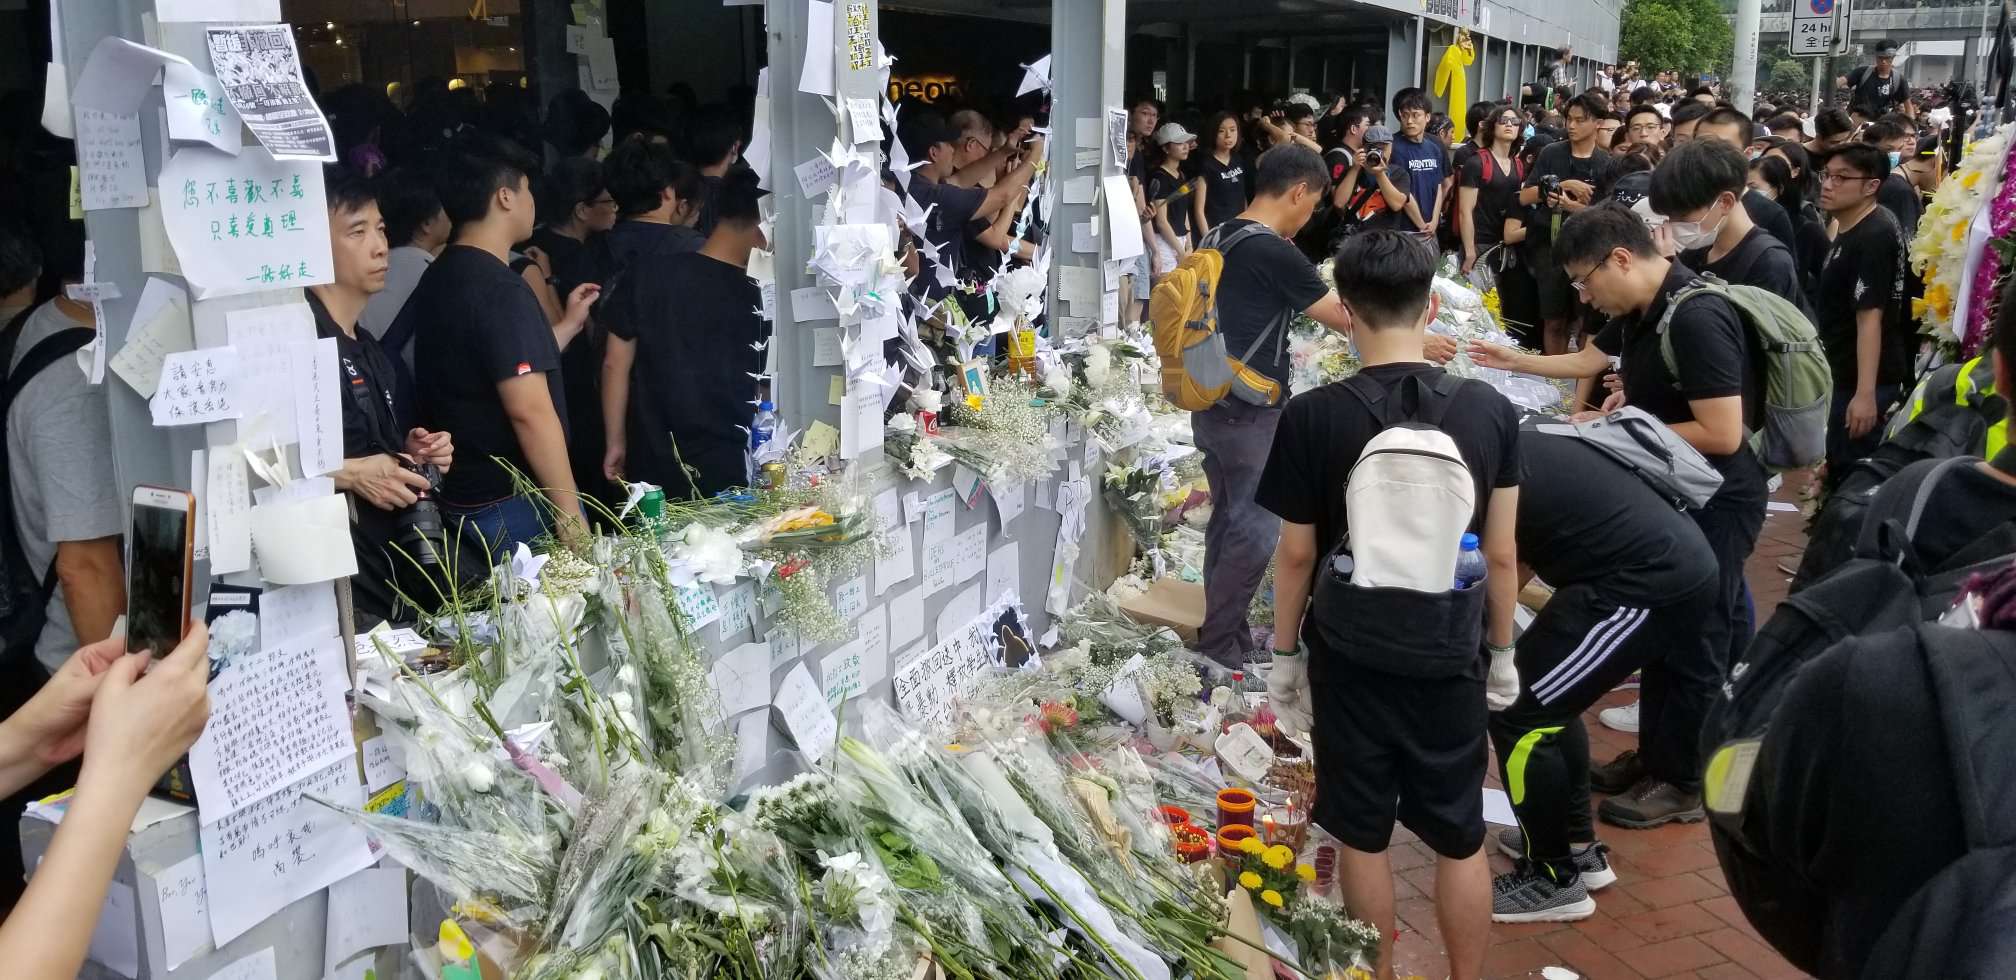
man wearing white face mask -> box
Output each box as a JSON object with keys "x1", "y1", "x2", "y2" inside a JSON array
[{"x1": 1650, "y1": 140, "x2": 1806, "y2": 310}]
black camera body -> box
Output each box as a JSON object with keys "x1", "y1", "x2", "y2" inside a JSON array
[
  {"x1": 1538, "y1": 174, "x2": 1564, "y2": 204},
  {"x1": 395, "y1": 460, "x2": 445, "y2": 569}
]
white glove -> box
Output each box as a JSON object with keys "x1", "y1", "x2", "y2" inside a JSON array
[
  {"x1": 1486, "y1": 644, "x2": 1520, "y2": 711},
  {"x1": 1268, "y1": 648, "x2": 1313, "y2": 737}
]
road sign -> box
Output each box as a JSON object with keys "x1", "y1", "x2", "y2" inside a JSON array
[{"x1": 1793, "y1": 0, "x2": 1836, "y2": 56}]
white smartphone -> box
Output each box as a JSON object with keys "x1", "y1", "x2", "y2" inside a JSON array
[{"x1": 126, "y1": 485, "x2": 196, "y2": 658}]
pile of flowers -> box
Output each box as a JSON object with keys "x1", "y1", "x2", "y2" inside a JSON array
[{"x1": 1911, "y1": 123, "x2": 2015, "y2": 356}]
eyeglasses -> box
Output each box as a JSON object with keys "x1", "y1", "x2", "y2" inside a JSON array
[
  {"x1": 1819, "y1": 170, "x2": 1878, "y2": 186},
  {"x1": 1569, "y1": 256, "x2": 1613, "y2": 295},
  {"x1": 1497, "y1": 116, "x2": 1522, "y2": 127}
]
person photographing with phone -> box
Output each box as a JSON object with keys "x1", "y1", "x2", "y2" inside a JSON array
[{"x1": 308, "y1": 169, "x2": 458, "y2": 626}]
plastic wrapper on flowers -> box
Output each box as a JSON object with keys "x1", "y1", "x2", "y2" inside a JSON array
[{"x1": 1911, "y1": 123, "x2": 2013, "y2": 354}]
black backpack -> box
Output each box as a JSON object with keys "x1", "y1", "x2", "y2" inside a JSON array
[{"x1": 0, "y1": 306, "x2": 95, "y2": 671}]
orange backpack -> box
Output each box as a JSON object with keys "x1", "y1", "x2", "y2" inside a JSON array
[{"x1": 1148, "y1": 223, "x2": 1291, "y2": 411}]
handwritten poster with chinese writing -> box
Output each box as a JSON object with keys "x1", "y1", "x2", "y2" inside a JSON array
[
  {"x1": 150, "y1": 347, "x2": 244, "y2": 426},
  {"x1": 186, "y1": 633, "x2": 355, "y2": 814},
  {"x1": 164, "y1": 62, "x2": 243, "y2": 155},
  {"x1": 891, "y1": 612, "x2": 993, "y2": 734},
  {"x1": 205, "y1": 26, "x2": 335, "y2": 161},
  {"x1": 159, "y1": 145, "x2": 332, "y2": 299},
  {"x1": 196, "y1": 756, "x2": 372, "y2": 946},
  {"x1": 76, "y1": 108, "x2": 147, "y2": 211}
]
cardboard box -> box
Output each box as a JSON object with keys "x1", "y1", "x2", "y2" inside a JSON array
[{"x1": 1118, "y1": 577, "x2": 1207, "y2": 645}]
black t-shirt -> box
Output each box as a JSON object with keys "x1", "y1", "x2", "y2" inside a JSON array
[
  {"x1": 696, "y1": 173, "x2": 725, "y2": 238},
  {"x1": 1516, "y1": 430, "x2": 1719, "y2": 605},
  {"x1": 608, "y1": 251, "x2": 764, "y2": 499},
  {"x1": 1209, "y1": 219, "x2": 1330, "y2": 390},
  {"x1": 1816, "y1": 206, "x2": 1912, "y2": 389},
  {"x1": 308, "y1": 293, "x2": 409, "y2": 625},
  {"x1": 1847, "y1": 65, "x2": 1910, "y2": 114},
  {"x1": 1741, "y1": 189, "x2": 1801, "y2": 271},
  {"x1": 1912, "y1": 462, "x2": 2016, "y2": 570},
  {"x1": 405, "y1": 245, "x2": 569, "y2": 506},
  {"x1": 1592, "y1": 262, "x2": 1768, "y2": 507},
  {"x1": 909, "y1": 175, "x2": 986, "y2": 289},
  {"x1": 1458, "y1": 149, "x2": 1522, "y2": 249},
  {"x1": 1524, "y1": 141, "x2": 1619, "y2": 246},
  {"x1": 1144, "y1": 166, "x2": 1194, "y2": 240},
  {"x1": 1878, "y1": 172, "x2": 1922, "y2": 241},
  {"x1": 527, "y1": 227, "x2": 589, "y2": 295},
  {"x1": 1196, "y1": 153, "x2": 1250, "y2": 229},
  {"x1": 1680, "y1": 226, "x2": 1803, "y2": 301},
  {"x1": 1257, "y1": 363, "x2": 1524, "y2": 624}
]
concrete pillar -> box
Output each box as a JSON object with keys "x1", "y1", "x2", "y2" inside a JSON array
[
  {"x1": 1242, "y1": 40, "x2": 1253, "y2": 88},
  {"x1": 1386, "y1": 16, "x2": 1418, "y2": 112},
  {"x1": 1287, "y1": 37, "x2": 1299, "y2": 91},
  {"x1": 1184, "y1": 26, "x2": 1199, "y2": 104},
  {"x1": 1049, "y1": 0, "x2": 1123, "y2": 338}
]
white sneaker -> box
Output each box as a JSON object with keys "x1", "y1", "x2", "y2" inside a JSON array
[{"x1": 1599, "y1": 701, "x2": 1640, "y2": 734}]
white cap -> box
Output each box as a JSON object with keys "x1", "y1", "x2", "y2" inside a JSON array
[{"x1": 1154, "y1": 122, "x2": 1197, "y2": 145}]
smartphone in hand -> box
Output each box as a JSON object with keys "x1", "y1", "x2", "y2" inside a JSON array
[{"x1": 126, "y1": 485, "x2": 195, "y2": 658}]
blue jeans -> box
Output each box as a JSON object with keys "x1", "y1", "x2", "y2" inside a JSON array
[{"x1": 442, "y1": 495, "x2": 547, "y2": 559}]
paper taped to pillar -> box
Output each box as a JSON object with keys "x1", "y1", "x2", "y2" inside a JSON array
[
  {"x1": 158, "y1": 145, "x2": 332, "y2": 299},
  {"x1": 249, "y1": 492, "x2": 357, "y2": 584},
  {"x1": 206, "y1": 25, "x2": 337, "y2": 162}
]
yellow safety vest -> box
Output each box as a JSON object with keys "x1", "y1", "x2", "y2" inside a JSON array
[{"x1": 1890, "y1": 355, "x2": 2009, "y2": 457}]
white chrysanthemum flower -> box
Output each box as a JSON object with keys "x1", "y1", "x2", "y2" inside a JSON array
[
  {"x1": 670, "y1": 523, "x2": 743, "y2": 585},
  {"x1": 209, "y1": 609, "x2": 257, "y2": 666}
]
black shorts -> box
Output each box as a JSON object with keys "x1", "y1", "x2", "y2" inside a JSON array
[
  {"x1": 1310, "y1": 658, "x2": 1488, "y2": 859},
  {"x1": 1529, "y1": 240, "x2": 1577, "y2": 321}
]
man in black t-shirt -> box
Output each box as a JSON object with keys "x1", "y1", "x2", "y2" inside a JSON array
[
  {"x1": 1259, "y1": 230, "x2": 1519, "y2": 980},
  {"x1": 603, "y1": 172, "x2": 769, "y2": 500},
  {"x1": 1470, "y1": 203, "x2": 1765, "y2": 831},
  {"x1": 1487, "y1": 429, "x2": 1718, "y2": 922},
  {"x1": 1651, "y1": 139, "x2": 1806, "y2": 307},
  {"x1": 307, "y1": 170, "x2": 455, "y2": 625},
  {"x1": 1520, "y1": 92, "x2": 1617, "y2": 354},
  {"x1": 1815, "y1": 142, "x2": 1912, "y2": 485},
  {"x1": 1861, "y1": 118, "x2": 1924, "y2": 240},
  {"x1": 898, "y1": 114, "x2": 1039, "y2": 308},
  {"x1": 1838, "y1": 40, "x2": 1911, "y2": 117},
  {"x1": 1689, "y1": 108, "x2": 1805, "y2": 277},
  {"x1": 403, "y1": 139, "x2": 600, "y2": 553}
]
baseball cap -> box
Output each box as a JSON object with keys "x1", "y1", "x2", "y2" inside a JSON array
[
  {"x1": 1874, "y1": 40, "x2": 1901, "y2": 57},
  {"x1": 1365, "y1": 125, "x2": 1395, "y2": 144},
  {"x1": 1154, "y1": 122, "x2": 1197, "y2": 145}
]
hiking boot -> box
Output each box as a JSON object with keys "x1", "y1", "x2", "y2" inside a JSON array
[
  {"x1": 1599, "y1": 700, "x2": 1640, "y2": 733},
  {"x1": 1599, "y1": 779, "x2": 1707, "y2": 829},
  {"x1": 1493, "y1": 831, "x2": 1617, "y2": 890},
  {"x1": 1589, "y1": 749, "x2": 1646, "y2": 794},
  {"x1": 1492, "y1": 862, "x2": 1597, "y2": 923}
]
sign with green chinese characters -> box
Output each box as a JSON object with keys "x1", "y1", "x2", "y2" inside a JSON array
[
  {"x1": 164, "y1": 61, "x2": 244, "y2": 156},
  {"x1": 157, "y1": 145, "x2": 332, "y2": 300}
]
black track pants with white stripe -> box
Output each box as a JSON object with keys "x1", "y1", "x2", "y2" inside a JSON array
[{"x1": 1488, "y1": 579, "x2": 1719, "y2": 877}]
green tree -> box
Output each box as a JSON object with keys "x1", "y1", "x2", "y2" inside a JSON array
[{"x1": 1619, "y1": 0, "x2": 1736, "y2": 76}]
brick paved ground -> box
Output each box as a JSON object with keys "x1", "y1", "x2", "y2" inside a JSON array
[{"x1": 1390, "y1": 486, "x2": 1813, "y2": 979}]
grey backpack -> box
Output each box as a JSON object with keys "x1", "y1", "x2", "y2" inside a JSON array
[{"x1": 1524, "y1": 407, "x2": 1724, "y2": 509}]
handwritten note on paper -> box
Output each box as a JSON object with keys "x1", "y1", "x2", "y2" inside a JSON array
[
  {"x1": 874, "y1": 490, "x2": 913, "y2": 595},
  {"x1": 794, "y1": 155, "x2": 839, "y2": 199},
  {"x1": 887, "y1": 588, "x2": 924, "y2": 651},
  {"x1": 922, "y1": 488, "x2": 957, "y2": 547},
  {"x1": 791, "y1": 286, "x2": 839, "y2": 322},
  {"x1": 158, "y1": 145, "x2": 333, "y2": 299},
  {"x1": 153, "y1": 852, "x2": 211, "y2": 970},
  {"x1": 248, "y1": 493, "x2": 357, "y2": 585},
  {"x1": 260, "y1": 581, "x2": 336, "y2": 649},
  {"x1": 150, "y1": 347, "x2": 245, "y2": 426},
  {"x1": 803, "y1": 420, "x2": 841, "y2": 458},
  {"x1": 838, "y1": 376, "x2": 885, "y2": 460},
  {"x1": 323, "y1": 867, "x2": 408, "y2": 974},
  {"x1": 766, "y1": 627, "x2": 802, "y2": 670},
  {"x1": 949, "y1": 523, "x2": 987, "y2": 587},
  {"x1": 360, "y1": 735, "x2": 404, "y2": 794},
  {"x1": 922, "y1": 538, "x2": 953, "y2": 597},
  {"x1": 198, "y1": 756, "x2": 373, "y2": 946},
  {"x1": 163, "y1": 62, "x2": 243, "y2": 155},
  {"x1": 992, "y1": 480, "x2": 1027, "y2": 529},
  {"x1": 77, "y1": 109, "x2": 147, "y2": 211},
  {"x1": 717, "y1": 582, "x2": 757, "y2": 643},
  {"x1": 856, "y1": 604, "x2": 892, "y2": 688},
  {"x1": 774, "y1": 662, "x2": 838, "y2": 763},
  {"x1": 674, "y1": 583, "x2": 722, "y2": 629},
  {"x1": 820, "y1": 641, "x2": 865, "y2": 706},
  {"x1": 987, "y1": 541, "x2": 1021, "y2": 603},
  {"x1": 225, "y1": 303, "x2": 315, "y2": 443},
  {"x1": 812, "y1": 327, "x2": 843, "y2": 366},
  {"x1": 290, "y1": 338, "x2": 340, "y2": 476},
  {"x1": 833, "y1": 575, "x2": 868, "y2": 621},
  {"x1": 206, "y1": 445, "x2": 252, "y2": 573},
  {"x1": 892, "y1": 623, "x2": 993, "y2": 734},
  {"x1": 187, "y1": 633, "x2": 354, "y2": 814},
  {"x1": 109, "y1": 279, "x2": 192, "y2": 397},
  {"x1": 711, "y1": 642, "x2": 771, "y2": 717}
]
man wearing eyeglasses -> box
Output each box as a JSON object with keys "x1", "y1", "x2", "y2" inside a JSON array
[{"x1": 1815, "y1": 142, "x2": 1912, "y2": 488}]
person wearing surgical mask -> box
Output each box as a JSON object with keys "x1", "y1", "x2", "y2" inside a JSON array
[{"x1": 1649, "y1": 139, "x2": 1807, "y2": 310}]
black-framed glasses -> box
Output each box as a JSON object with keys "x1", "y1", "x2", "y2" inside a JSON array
[
  {"x1": 1819, "y1": 170, "x2": 1879, "y2": 186},
  {"x1": 1569, "y1": 256, "x2": 1613, "y2": 295}
]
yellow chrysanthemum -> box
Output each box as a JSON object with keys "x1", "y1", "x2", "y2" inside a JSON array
[
  {"x1": 1238, "y1": 836, "x2": 1266, "y2": 855},
  {"x1": 1238, "y1": 871, "x2": 1263, "y2": 890},
  {"x1": 1296, "y1": 863, "x2": 1317, "y2": 882},
  {"x1": 1963, "y1": 169, "x2": 1983, "y2": 188},
  {"x1": 1263, "y1": 844, "x2": 1294, "y2": 869},
  {"x1": 1261, "y1": 889, "x2": 1284, "y2": 908}
]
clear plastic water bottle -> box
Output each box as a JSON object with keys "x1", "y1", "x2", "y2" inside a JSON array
[
  {"x1": 1454, "y1": 532, "x2": 1487, "y2": 590},
  {"x1": 750, "y1": 400, "x2": 777, "y2": 452}
]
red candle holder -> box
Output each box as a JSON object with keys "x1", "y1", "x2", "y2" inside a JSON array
[
  {"x1": 1156, "y1": 805, "x2": 1190, "y2": 826},
  {"x1": 1216, "y1": 788, "x2": 1257, "y2": 829},
  {"x1": 1172, "y1": 822, "x2": 1211, "y2": 863},
  {"x1": 1216, "y1": 822, "x2": 1258, "y2": 855}
]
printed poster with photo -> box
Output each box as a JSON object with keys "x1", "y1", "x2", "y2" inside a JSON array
[{"x1": 205, "y1": 25, "x2": 336, "y2": 162}]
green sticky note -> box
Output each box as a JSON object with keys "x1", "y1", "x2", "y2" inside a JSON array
[
  {"x1": 68, "y1": 166, "x2": 82, "y2": 220},
  {"x1": 828, "y1": 374, "x2": 845, "y2": 406},
  {"x1": 571, "y1": 2, "x2": 590, "y2": 23},
  {"x1": 804, "y1": 420, "x2": 840, "y2": 457}
]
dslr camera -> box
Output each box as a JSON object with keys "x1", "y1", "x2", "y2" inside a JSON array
[
  {"x1": 1538, "y1": 174, "x2": 1564, "y2": 205},
  {"x1": 394, "y1": 460, "x2": 446, "y2": 571}
]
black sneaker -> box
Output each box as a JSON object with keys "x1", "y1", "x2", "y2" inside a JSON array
[
  {"x1": 1493, "y1": 830, "x2": 1617, "y2": 890},
  {"x1": 1590, "y1": 749, "x2": 1646, "y2": 794},
  {"x1": 1492, "y1": 862, "x2": 1597, "y2": 923},
  {"x1": 1599, "y1": 778, "x2": 1707, "y2": 829}
]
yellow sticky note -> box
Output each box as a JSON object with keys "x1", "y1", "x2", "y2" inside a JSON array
[
  {"x1": 804, "y1": 420, "x2": 840, "y2": 457},
  {"x1": 571, "y1": 2, "x2": 590, "y2": 23},
  {"x1": 828, "y1": 375, "x2": 845, "y2": 406},
  {"x1": 68, "y1": 166, "x2": 82, "y2": 220}
]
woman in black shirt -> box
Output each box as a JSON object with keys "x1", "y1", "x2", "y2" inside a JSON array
[
  {"x1": 1460, "y1": 108, "x2": 1540, "y2": 347},
  {"x1": 1144, "y1": 124, "x2": 1198, "y2": 280},
  {"x1": 1193, "y1": 112, "x2": 1250, "y2": 235}
]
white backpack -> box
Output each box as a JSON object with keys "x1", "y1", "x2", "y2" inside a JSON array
[{"x1": 1343, "y1": 372, "x2": 1476, "y2": 592}]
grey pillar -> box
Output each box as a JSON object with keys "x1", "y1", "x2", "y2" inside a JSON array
[
  {"x1": 1386, "y1": 17, "x2": 1417, "y2": 111},
  {"x1": 1477, "y1": 35, "x2": 1489, "y2": 102},
  {"x1": 1287, "y1": 38, "x2": 1299, "y2": 91},
  {"x1": 1242, "y1": 41, "x2": 1253, "y2": 88},
  {"x1": 1049, "y1": 0, "x2": 1122, "y2": 332},
  {"x1": 1183, "y1": 26, "x2": 1199, "y2": 104}
]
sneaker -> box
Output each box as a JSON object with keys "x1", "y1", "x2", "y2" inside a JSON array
[
  {"x1": 1589, "y1": 749, "x2": 1646, "y2": 795},
  {"x1": 1492, "y1": 862, "x2": 1597, "y2": 922},
  {"x1": 1615, "y1": 671, "x2": 1641, "y2": 691},
  {"x1": 1599, "y1": 700, "x2": 1640, "y2": 733},
  {"x1": 1599, "y1": 778, "x2": 1707, "y2": 829},
  {"x1": 1493, "y1": 831, "x2": 1618, "y2": 891}
]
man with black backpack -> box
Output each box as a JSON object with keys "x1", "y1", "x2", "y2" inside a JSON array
[
  {"x1": 1259, "y1": 230, "x2": 1521, "y2": 980},
  {"x1": 1652, "y1": 139, "x2": 1805, "y2": 307},
  {"x1": 1469, "y1": 202, "x2": 1770, "y2": 830}
]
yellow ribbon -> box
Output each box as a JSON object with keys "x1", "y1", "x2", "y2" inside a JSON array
[{"x1": 1434, "y1": 31, "x2": 1476, "y2": 141}]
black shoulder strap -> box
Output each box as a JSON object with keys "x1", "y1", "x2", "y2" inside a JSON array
[
  {"x1": 1341, "y1": 370, "x2": 1463, "y2": 427},
  {"x1": 1855, "y1": 456, "x2": 1980, "y2": 563},
  {"x1": 0, "y1": 311, "x2": 92, "y2": 599},
  {"x1": 4, "y1": 327, "x2": 93, "y2": 417}
]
